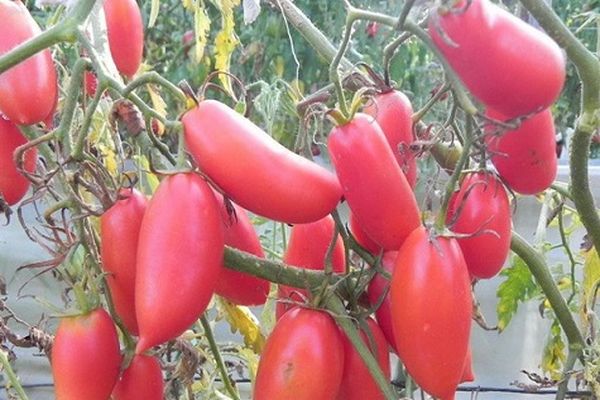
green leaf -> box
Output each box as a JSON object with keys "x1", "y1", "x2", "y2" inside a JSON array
[
  {"x1": 541, "y1": 319, "x2": 566, "y2": 381},
  {"x1": 496, "y1": 255, "x2": 540, "y2": 332}
]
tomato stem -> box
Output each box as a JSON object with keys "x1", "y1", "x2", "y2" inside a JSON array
[{"x1": 0, "y1": 349, "x2": 29, "y2": 400}]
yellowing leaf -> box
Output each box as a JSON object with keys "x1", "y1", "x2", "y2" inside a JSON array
[
  {"x1": 149, "y1": 0, "x2": 160, "y2": 28},
  {"x1": 214, "y1": 0, "x2": 241, "y2": 93},
  {"x1": 135, "y1": 154, "x2": 160, "y2": 193},
  {"x1": 194, "y1": 2, "x2": 211, "y2": 63},
  {"x1": 583, "y1": 248, "x2": 600, "y2": 308},
  {"x1": 238, "y1": 347, "x2": 260, "y2": 379},
  {"x1": 274, "y1": 55, "x2": 284, "y2": 77},
  {"x1": 541, "y1": 319, "x2": 566, "y2": 381},
  {"x1": 147, "y1": 85, "x2": 167, "y2": 136},
  {"x1": 217, "y1": 297, "x2": 265, "y2": 353}
]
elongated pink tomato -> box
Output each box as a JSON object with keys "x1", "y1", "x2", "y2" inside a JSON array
[
  {"x1": 0, "y1": 0, "x2": 58, "y2": 125},
  {"x1": 104, "y1": 0, "x2": 144, "y2": 78},
  {"x1": 135, "y1": 173, "x2": 223, "y2": 353},
  {"x1": 0, "y1": 118, "x2": 36, "y2": 205},
  {"x1": 277, "y1": 215, "x2": 346, "y2": 319},
  {"x1": 100, "y1": 188, "x2": 147, "y2": 335},
  {"x1": 52, "y1": 308, "x2": 121, "y2": 400},
  {"x1": 113, "y1": 354, "x2": 163, "y2": 400},
  {"x1": 391, "y1": 226, "x2": 471, "y2": 400},
  {"x1": 429, "y1": 0, "x2": 565, "y2": 118},
  {"x1": 183, "y1": 100, "x2": 342, "y2": 224},
  {"x1": 213, "y1": 192, "x2": 269, "y2": 305},
  {"x1": 254, "y1": 307, "x2": 345, "y2": 400},
  {"x1": 367, "y1": 251, "x2": 398, "y2": 353},
  {"x1": 446, "y1": 172, "x2": 512, "y2": 279},
  {"x1": 349, "y1": 212, "x2": 383, "y2": 255},
  {"x1": 364, "y1": 90, "x2": 417, "y2": 187},
  {"x1": 328, "y1": 113, "x2": 420, "y2": 250},
  {"x1": 485, "y1": 108, "x2": 557, "y2": 195}
]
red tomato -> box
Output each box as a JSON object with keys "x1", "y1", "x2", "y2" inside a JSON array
[
  {"x1": 429, "y1": 0, "x2": 565, "y2": 118},
  {"x1": 364, "y1": 90, "x2": 417, "y2": 187},
  {"x1": 336, "y1": 318, "x2": 390, "y2": 400},
  {"x1": 52, "y1": 308, "x2": 121, "y2": 400},
  {"x1": 277, "y1": 215, "x2": 346, "y2": 319},
  {"x1": 100, "y1": 188, "x2": 148, "y2": 335},
  {"x1": 0, "y1": 118, "x2": 36, "y2": 205},
  {"x1": 113, "y1": 354, "x2": 163, "y2": 400},
  {"x1": 213, "y1": 192, "x2": 269, "y2": 306},
  {"x1": 135, "y1": 173, "x2": 223, "y2": 353},
  {"x1": 390, "y1": 226, "x2": 471, "y2": 400},
  {"x1": 104, "y1": 0, "x2": 144, "y2": 78},
  {"x1": 446, "y1": 172, "x2": 512, "y2": 279},
  {"x1": 0, "y1": 0, "x2": 58, "y2": 125},
  {"x1": 485, "y1": 109, "x2": 557, "y2": 195},
  {"x1": 254, "y1": 307, "x2": 344, "y2": 400},
  {"x1": 182, "y1": 100, "x2": 342, "y2": 224},
  {"x1": 461, "y1": 346, "x2": 475, "y2": 383},
  {"x1": 328, "y1": 113, "x2": 420, "y2": 250},
  {"x1": 84, "y1": 71, "x2": 98, "y2": 97},
  {"x1": 349, "y1": 212, "x2": 382, "y2": 254},
  {"x1": 367, "y1": 251, "x2": 398, "y2": 353}
]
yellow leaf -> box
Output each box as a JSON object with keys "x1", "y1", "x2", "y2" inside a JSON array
[
  {"x1": 214, "y1": 0, "x2": 241, "y2": 93},
  {"x1": 149, "y1": 0, "x2": 160, "y2": 28},
  {"x1": 582, "y1": 248, "x2": 600, "y2": 330},
  {"x1": 217, "y1": 297, "x2": 265, "y2": 353},
  {"x1": 194, "y1": 2, "x2": 212, "y2": 63},
  {"x1": 147, "y1": 85, "x2": 167, "y2": 136},
  {"x1": 134, "y1": 154, "x2": 160, "y2": 193},
  {"x1": 238, "y1": 347, "x2": 260, "y2": 379}
]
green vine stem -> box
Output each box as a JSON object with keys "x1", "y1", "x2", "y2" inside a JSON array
[
  {"x1": 0, "y1": 349, "x2": 29, "y2": 400},
  {"x1": 57, "y1": 58, "x2": 91, "y2": 154},
  {"x1": 199, "y1": 316, "x2": 241, "y2": 400},
  {"x1": 518, "y1": 0, "x2": 600, "y2": 256},
  {"x1": 329, "y1": 11, "x2": 357, "y2": 118},
  {"x1": 122, "y1": 72, "x2": 187, "y2": 105}
]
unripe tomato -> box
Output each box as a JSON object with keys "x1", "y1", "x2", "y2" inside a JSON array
[
  {"x1": 100, "y1": 188, "x2": 148, "y2": 335},
  {"x1": 277, "y1": 215, "x2": 346, "y2": 319},
  {"x1": 0, "y1": 0, "x2": 58, "y2": 125},
  {"x1": 367, "y1": 251, "x2": 398, "y2": 353},
  {"x1": 485, "y1": 109, "x2": 557, "y2": 195},
  {"x1": 446, "y1": 172, "x2": 512, "y2": 279},
  {"x1": 213, "y1": 192, "x2": 269, "y2": 306},
  {"x1": 364, "y1": 90, "x2": 417, "y2": 187},
  {"x1": 254, "y1": 307, "x2": 345, "y2": 400},
  {"x1": 183, "y1": 100, "x2": 342, "y2": 225},
  {"x1": 336, "y1": 318, "x2": 390, "y2": 400},
  {"x1": 52, "y1": 308, "x2": 121, "y2": 400},
  {"x1": 0, "y1": 118, "x2": 36, "y2": 205},
  {"x1": 328, "y1": 113, "x2": 420, "y2": 250},
  {"x1": 104, "y1": 0, "x2": 144, "y2": 78},
  {"x1": 391, "y1": 226, "x2": 471, "y2": 400},
  {"x1": 113, "y1": 354, "x2": 163, "y2": 400},
  {"x1": 135, "y1": 173, "x2": 223, "y2": 353},
  {"x1": 429, "y1": 0, "x2": 565, "y2": 118}
]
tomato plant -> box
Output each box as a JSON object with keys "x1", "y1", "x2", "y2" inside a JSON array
[
  {"x1": 103, "y1": 0, "x2": 144, "y2": 78},
  {"x1": 113, "y1": 354, "x2": 164, "y2": 400},
  {"x1": 0, "y1": 117, "x2": 36, "y2": 205},
  {"x1": 0, "y1": 0, "x2": 57, "y2": 125}
]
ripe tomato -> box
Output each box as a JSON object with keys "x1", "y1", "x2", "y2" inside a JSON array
[
  {"x1": 429, "y1": 0, "x2": 565, "y2": 118},
  {"x1": 446, "y1": 172, "x2": 512, "y2": 279},
  {"x1": 104, "y1": 0, "x2": 144, "y2": 78},
  {"x1": 277, "y1": 215, "x2": 346, "y2": 319},
  {"x1": 367, "y1": 251, "x2": 398, "y2": 353},
  {"x1": 349, "y1": 212, "x2": 382, "y2": 254},
  {"x1": 84, "y1": 71, "x2": 98, "y2": 97},
  {"x1": 336, "y1": 318, "x2": 390, "y2": 400},
  {"x1": 0, "y1": 117, "x2": 36, "y2": 206},
  {"x1": 213, "y1": 192, "x2": 269, "y2": 306},
  {"x1": 390, "y1": 226, "x2": 471, "y2": 400},
  {"x1": 135, "y1": 173, "x2": 223, "y2": 353},
  {"x1": 182, "y1": 100, "x2": 342, "y2": 225},
  {"x1": 328, "y1": 113, "x2": 420, "y2": 250},
  {"x1": 461, "y1": 347, "x2": 475, "y2": 383},
  {"x1": 254, "y1": 307, "x2": 344, "y2": 400},
  {"x1": 113, "y1": 354, "x2": 163, "y2": 400},
  {"x1": 0, "y1": 0, "x2": 57, "y2": 125},
  {"x1": 52, "y1": 308, "x2": 121, "y2": 400},
  {"x1": 100, "y1": 188, "x2": 148, "y2": 335},
  {"x1": 485, "y1": 109, "x2": 557, "y2": 195},
  {"x1": 364, "y1": 90, "x2": 417, "y2": 187}
]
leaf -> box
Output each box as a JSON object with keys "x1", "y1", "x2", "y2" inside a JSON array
[
  {"x1": 134, "y1": 154, "x2": 160, "y2": 193},
  {"x1": 238, "y1": 347, "x2": 260, "y2": 379},
  {"x1": 149, "y1": 0, "x2": 160, "y2": 28},
  {"x1": 243, "y1": 0, "x2": 261, "y2": 24},
  {"x1": 496, "y1": 255, "x2": 540, "y2": 332},
  {"x1": 217, "y1": 297, "x2": 265, "y2": 353},
  {"x1": 581, "y1": 247, "x2": 600, "y2": 331},
  {"x1": 147, "y1": 85, "x2": 167, "y2": 136},
  {"x1": 194, "y1": 2, "x2": 212, "y2": 63},
  {"x1": 541, "y1": 319, "x2": 566, "y2": 381},
  {"x1": 213, "y1": 0, "x2": 241, "y2": 93}
]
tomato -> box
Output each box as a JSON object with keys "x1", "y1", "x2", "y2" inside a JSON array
[
  {"x1": 429, "y1": 0, "x2": 565, "y2": 119},
  {"x1": 104, "y1": 0, "x2": 144, "y2": 78},
  {"x1": 367, "y1": 251, "x2": 398, "y2": 353},
  {"x1": 213, "y1": 192, "x2": 269, "y2": 306},
  {"x1": 135, "y1": 173, "x2": 223, "y2": 353},
  {"x1": 182, "y1": 100, "x2": 342, "y2": 224},
  {"x1": 113, "y1": 354, "x2": 163, "y2": 400},
  {"x1": 364, "y1": 90, "x2": 417, "y2": 187},
  {"x1": 52, "y1": 308, "x2": 121, "y2": 400},
  {"x1": 336, "y1": 318, "x2": 390, "y2": 400},
  {"x1": 254, "y1": 307, "x2": 344, "y2": 400},
  {"x1": 446, "y1": 172, "x2": 512, "y2": 279},
  {"x1": 485, "y1": 108, "x2": 557, "y2": 195},
  {"x1": 100, "y1": 188, "x2": 147, "y2": 335},
  {"x1": 84, "y1": 71, "x2": 98, "y2": 97},
  {"x1": 0, "y1": 0, "x2": 58, "y2": 125},
  {"x1": 0, "y1": 118, "x2": 36, "y2": 205},
  {"x1": 461, "y1": 347, "x2": 475, "y2": 383},
  {"x1": 390, "y1": 226, "x2": 471, "y2": 400},
  {"x1": 349, "y1": 212, "x2": 383, "y2": 255},
  {"x1": 277, "y1": 215, "x2": 346, "y2": 319},
  {"x1": 328, "y1": 113, "x2": 420, "y2": 250}
]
